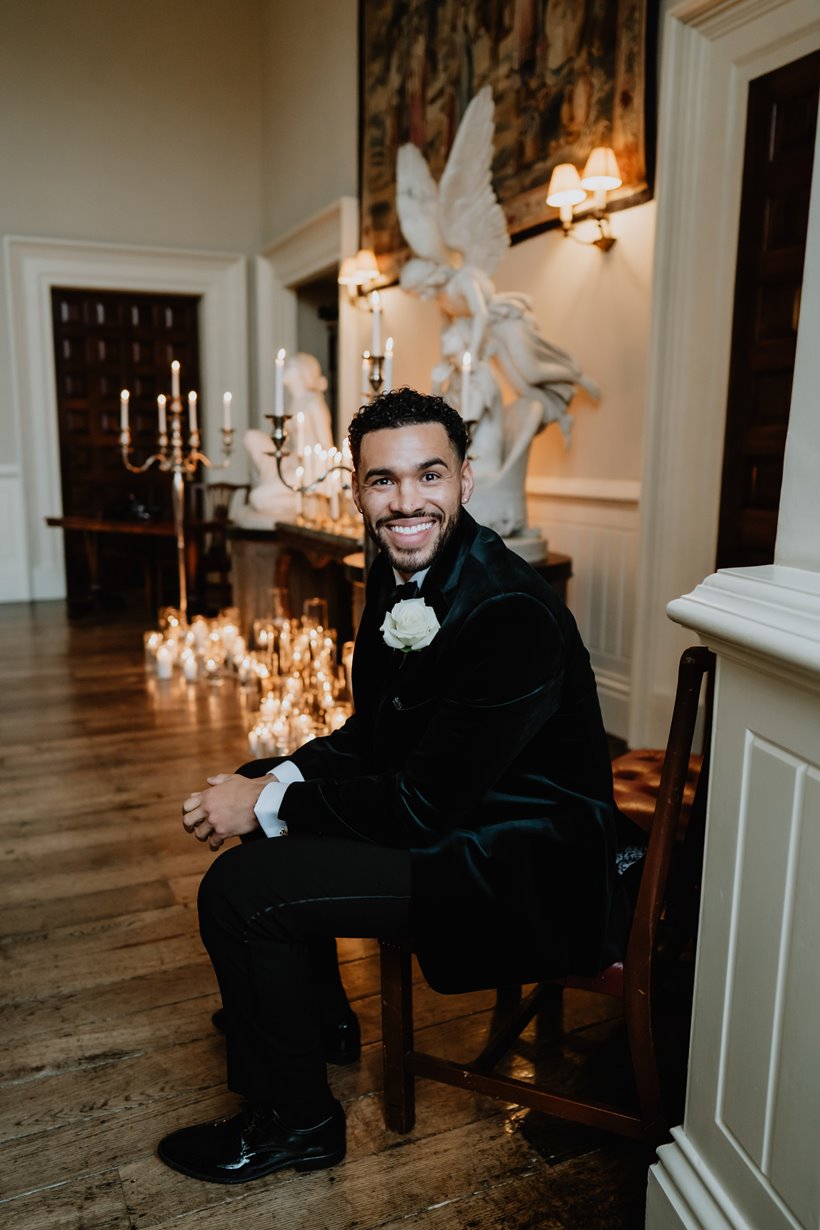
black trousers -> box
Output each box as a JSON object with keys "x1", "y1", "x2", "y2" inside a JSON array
[{"x1": 198, "y1": 833, "x2": 411, "y2": 1120}]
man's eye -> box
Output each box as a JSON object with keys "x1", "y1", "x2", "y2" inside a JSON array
[{"x1": 422, "y1": 472, "x2": 442, "y2": 482}]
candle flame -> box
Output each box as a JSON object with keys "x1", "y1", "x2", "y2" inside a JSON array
[
  {"x1": 276, "y1": 348, "x2": 286, "y2": 362},
  {"x1": 171, "y1": 360, "x2": 180, "y2": 372}
]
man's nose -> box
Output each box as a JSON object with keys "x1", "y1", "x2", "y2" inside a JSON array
[{"x1": 391, "y1": 479, "x2": 424, "y2": 512}]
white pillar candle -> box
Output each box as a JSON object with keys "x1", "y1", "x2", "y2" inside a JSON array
[
  {"x1": 370, "y1": 290, "x2": 382, "y2": 354},
  {"x1": 275, "y1": 348, "x2": 286, "y2": 415},
  {"x1": 384, "y1": 337, "x2": 394, "y2": 390},
  {"x1": 222, "y1": 392, "x2": 232, "y2": 430},
  {"x1": 171, "y1": 360, "x2": 181, "y2": 400},
  {"x1": 120, "y1": 389, "x2": 130, "y2": 432},
  {"x1": 182, "y1": 651, "x2": 198, "y2": 682},
  {"x1": 156, "y1": 644, "x2": 173, "y2": 679},
  {"x1": 329, "y1": 467, "x2": 340, "y2": 521},
  {"x1": 157, "y1": 394, "x2": 167, "y2": 435},
  {"x1": 461, "y1": 351, "x2": 472, "y2": 421},
  {"x1": 188, "y1": 391, "x2": 198, "y2": 435},
  {"x1": 295, "y1": 465, "x2": 304, "y2": 517}
]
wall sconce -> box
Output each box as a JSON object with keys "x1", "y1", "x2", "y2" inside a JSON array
[
  {"x1": 546, "y1": 147, "x2": 623, "y2": 251},
  {"x1": 338, "y1": 248, "x2": 382, "y2": 302}
]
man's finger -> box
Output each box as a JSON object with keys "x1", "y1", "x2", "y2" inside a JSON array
[
  {"x1": 207, "y1": 774, "x2": 231, "y2": 786},
  {"x1": 182, "y1": 793, "x2": 202, "y2": 813}
]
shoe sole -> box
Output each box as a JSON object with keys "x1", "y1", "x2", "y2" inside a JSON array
[{"x1": 157, "y1": 1144, "x2": 346, "y2": 1184}]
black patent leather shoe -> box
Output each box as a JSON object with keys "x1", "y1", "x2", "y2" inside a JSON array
[
  {"x1": 211, "y1": 1009, "x2": 361, "y2": 1066},
  {"x1": 157, "y1": 1100, "x2": 345, "y2": 1184}
]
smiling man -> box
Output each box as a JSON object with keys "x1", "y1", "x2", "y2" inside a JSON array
[{"x1": 158, "y1": 388, "x2": 644, "y2": 1185}]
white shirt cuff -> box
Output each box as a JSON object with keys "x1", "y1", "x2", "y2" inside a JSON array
[{"x1": 254, "y1": 761, "x2": 304, "y2": 837}]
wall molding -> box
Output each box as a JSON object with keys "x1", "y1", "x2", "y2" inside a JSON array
[
  {"x1": 255, "y1": 196, "x2": 359, "y2": 432},
  {"x1": 628, "y1": 0, "x2": 820, "y2": 748},
  {"x1": 4, "y1": 235, "x2": 248, "y2": 601},
  {"x1": 527, "y1": 476, "x2": 640, "y2": 504},
  {"x1": 527, "y1": 489, "x2": 639, "y2": 738}
]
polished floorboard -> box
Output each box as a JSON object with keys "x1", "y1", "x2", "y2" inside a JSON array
[{"x1": 0, "y1": 601, "x2": 654, "y2": 1229}]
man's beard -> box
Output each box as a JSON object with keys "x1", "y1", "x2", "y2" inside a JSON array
[{"x1": 365, "y1": 507, "x2": 462, "y2": 577}]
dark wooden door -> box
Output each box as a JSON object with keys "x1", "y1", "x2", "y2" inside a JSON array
[
  {"x1": 51, "y1": 288, "x2": 201, "y2": 606},
  {"x1": 715, "y1": 50, "x2": 820, "y2": 569}
]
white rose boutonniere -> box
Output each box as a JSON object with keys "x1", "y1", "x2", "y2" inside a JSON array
[{"x1": 381, "y1": 597, "x2": 440, "y2": 654}]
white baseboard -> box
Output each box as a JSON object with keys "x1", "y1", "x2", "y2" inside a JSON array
[{"x1": 646, "y1": 1136, "x2": 745, "y2": 1230}]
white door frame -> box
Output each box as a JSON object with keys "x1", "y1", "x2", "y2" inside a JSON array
[
  {"x1": 5, "y1": 236, "x2": 248, "y2": 599},
  {"x1": 629, "y1": 0, "x2": 820, "y2": 747},
  {"x1": 254, "y1": 196, "x2": 359, "y2": 434}
]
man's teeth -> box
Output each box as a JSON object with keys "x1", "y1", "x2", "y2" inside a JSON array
[{"x1": 389, "y1": 522, "x2": 434, "y2": 536}]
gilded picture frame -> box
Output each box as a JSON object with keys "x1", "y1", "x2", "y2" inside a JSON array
[{"x1": 359, "y1": 0, "x2": 656, "y2": 262}]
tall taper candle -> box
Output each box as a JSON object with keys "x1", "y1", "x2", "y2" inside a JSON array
[
  {"x1": 120, "y1": 389, "x2": 130, "y2": 432},
  {"x1": 384, "y1": 337, "x2": 394, "y2": 390},
  {"x1": 223, "y1": 392, "x2": 232, "y2": 430},
  {"x1": 157, "y1": 394, "x2": 167, "y2": 435},
  {"x1": 461, "y1": 351, "x2": 471, "y2": 421},
  {"x1": 171, "y1": 360, "x2": 181, "y2": 400},
  {"x1": 275, "y1": 348, "x2": 286, "y2": 416},
  {"x1": 188, "y1": 391, "x2": 198, "y2": 435},
  {"x1": 371, "y1": 291, "x2": 382, "y2": 354}
]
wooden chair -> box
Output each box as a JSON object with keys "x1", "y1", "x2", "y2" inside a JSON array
[{"x1": 379, "y1": 645, "x2": 715, "y2": 1147}]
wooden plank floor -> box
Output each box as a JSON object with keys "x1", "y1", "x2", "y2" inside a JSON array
[{"x1": 0, "y1": 601, "x2": 654, "y2": 1229}]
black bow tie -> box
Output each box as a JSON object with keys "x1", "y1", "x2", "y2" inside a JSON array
[{"x1": 386, "y1": 580, "x2": 418, "y2": 608}]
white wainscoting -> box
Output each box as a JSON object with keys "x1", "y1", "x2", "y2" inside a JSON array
[
  {"x1": 0, "y1": 467, "x2": 32, "y2": 602},
  {"x1": 526, "y1": 476, "x2": 640, "y2": 738}
]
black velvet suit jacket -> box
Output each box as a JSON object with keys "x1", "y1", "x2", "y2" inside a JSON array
[{"x1": 277, "y1": 511, "x2": 641, "y2": 993}]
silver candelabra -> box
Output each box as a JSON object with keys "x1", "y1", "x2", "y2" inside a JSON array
[{"x1": 118, "y1": 360, "x2": 234, "y2": 621}]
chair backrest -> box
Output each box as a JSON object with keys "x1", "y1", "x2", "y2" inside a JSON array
[{"x1": 625, "y1": 646, "x2": 715, "y2": 990}]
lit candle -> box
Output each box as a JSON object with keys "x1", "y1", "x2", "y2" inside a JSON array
[
  {"x1": 156, "y1": 644, "x2": 173, "y2": 680},
  {"x1": 361, "y1": 351, "x2": 371, "y2": 397},
  {"x1": 275, "y1": 348, "x2": 286, "y2": 416},
  {"x1": 182, "y1": 650, "x2": 198, "y2": 682},
  {"x1": 171, "y1": 360, "x2": 181, "y2": 401},
  {"x1": 295, "y1": 465, "x2": 304, "y2": 517},
  {"x1": 188, "y1": 391, "x2": 198, "y2": 435},
  {"x1": 295, "y1": 411, "x2": 305, "y2": 458},
  {"x1": 384, "y1": 337, "x2": 394, "y2": 390},
  {"x1": 157, "y1": 394, "x2": 167, "y2": 436},
  {"x1": 222, "y1": 391, "x2": 232, "y2": 430},
  {"x1": 120, "y1": 389, "x2": 130, "y2": 432},
  {"x1": 371, "y1": 290, "x2": 382, "y2": 355},
  {"x1": 329, "y1": 464, "x2": 340, "y2": 521},
  {"x1": 461, "y1": 351, "x2": 472, "y2": 421}
]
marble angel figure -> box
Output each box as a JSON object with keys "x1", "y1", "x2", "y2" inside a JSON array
[{"x1": 397, "y1": 84, "x2": 598, "y2": 449}]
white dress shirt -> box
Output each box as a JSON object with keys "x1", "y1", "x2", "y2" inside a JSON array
[{"x1": 253, "y1": 566, "x2": 429, "y2": 837}]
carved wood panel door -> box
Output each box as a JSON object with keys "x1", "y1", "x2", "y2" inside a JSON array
[
  {"x1": 715, "y1": 49, "x2": 820, "y2": 570},
  {"x1": 51, "y1": 288, "x2": 201, "y2": 605}
]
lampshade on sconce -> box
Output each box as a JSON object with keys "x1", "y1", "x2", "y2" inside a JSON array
[
  {"x1": 546, "y1": 146, "x2": 623, "y2": 251},
  {"x1": 581, "y1": 147, "x2": 623, "y2": 213},
  {"x1": 546, "y1": 163, "x2": 587, "y2": 230},
  {"x1": 338, "y1": 248, "x2": 381, "y2": 294}
]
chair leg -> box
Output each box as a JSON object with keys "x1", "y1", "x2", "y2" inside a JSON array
[
  {"x1": 624, "y1": 973, "x2": 666, "y2": 1145},
  {"x1": 380, "y1": 941, "x2": 415, "y2": 1133}
]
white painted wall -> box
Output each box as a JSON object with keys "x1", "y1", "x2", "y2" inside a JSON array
[
  {"x1": 0, "y1": 0, "x2": 265, "y2": 468},
  {"x1": 259, "y1": 0, "x2": 358, "y2": 244}
]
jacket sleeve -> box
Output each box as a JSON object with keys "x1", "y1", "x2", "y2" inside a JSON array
[{"x1": 280, "y1": 592, "x2": 565, "y2": 847}]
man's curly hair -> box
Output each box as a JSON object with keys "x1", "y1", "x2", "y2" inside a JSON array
[{"x1": 347, "y1": 388, "x2": 468, "y2": 469}]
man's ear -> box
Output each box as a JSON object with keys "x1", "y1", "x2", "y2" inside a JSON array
[
  {"x1": 351, "y1": 470, "x2": 363, "y2": 513},
  {"x1": 460, "y1": 459, "x2": 474, "y2": 505}
]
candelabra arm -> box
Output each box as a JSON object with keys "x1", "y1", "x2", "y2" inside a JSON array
[{"x1": 269, "y1": 453, "x2": 352, "y2": 495}]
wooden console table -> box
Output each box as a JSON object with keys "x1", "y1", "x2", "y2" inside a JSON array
[{"x1": 46, "y1": 515, "x2": 181, "y2": 614}]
